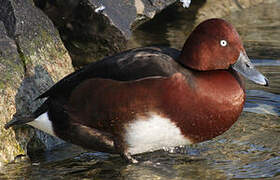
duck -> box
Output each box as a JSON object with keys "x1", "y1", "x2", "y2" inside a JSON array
[{"x1": 5, "y1": 18, "x2": 268, "y2": 163}]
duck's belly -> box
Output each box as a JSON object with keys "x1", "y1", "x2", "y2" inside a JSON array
[{"x1": 124, "y1": 113, "x2": 191, "y2": 155}]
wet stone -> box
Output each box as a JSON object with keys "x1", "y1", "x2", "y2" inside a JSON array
[
  {"x1": 0, "y1": 20, "x2": 26, "y2": 166},
  {"x1": 0, "y1": 0, "x2": 74, "y2": 165}
]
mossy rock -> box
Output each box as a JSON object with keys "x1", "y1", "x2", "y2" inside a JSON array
[{"x1": 0, "y1": 0, "x2": 74, "y2": 165}]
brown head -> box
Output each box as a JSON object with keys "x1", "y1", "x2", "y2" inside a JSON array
[
  {"x1": 179, "y1": 18, "x2": 268, "y2": 86},
  {"x1": 179, "y1": 18, "x2": 243, "y2": 70}
]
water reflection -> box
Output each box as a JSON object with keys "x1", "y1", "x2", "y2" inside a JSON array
[{"x1": 1, "y1": 1, "x2": 280, "y2": 180}]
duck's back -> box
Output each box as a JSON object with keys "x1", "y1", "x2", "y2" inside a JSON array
[
  {"x1": 37, "y1": 47, "x2": 183, "y2": 100},
  {"x1": 33, "y1": 47, "x2": 186, "y2": 118}
]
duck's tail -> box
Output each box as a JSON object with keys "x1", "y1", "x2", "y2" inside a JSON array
[
  {"x1": 5, "y1": 99, "x2": 50, "y2": 130},
  {"x1": 4, "y1": 115, "x2": 35, "y2": 129}
]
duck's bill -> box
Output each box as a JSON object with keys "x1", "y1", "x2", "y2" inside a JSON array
[{"x1": 231, "y1": 51, "x2": 269, "y2": 86}]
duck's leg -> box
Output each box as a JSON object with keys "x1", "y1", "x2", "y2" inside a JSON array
[
  {"x1": 64, "y1": 123, "x2": 138, "y2": 163},
  {"x1": 121, "y1": 151, "x2": 138, "y2": 163},
  {"x1": 113, "y1": 138, "x2": 138, "y2": 163},
  {"x1": 58, "y1": 123, "x2": 117, "y2": 154}
]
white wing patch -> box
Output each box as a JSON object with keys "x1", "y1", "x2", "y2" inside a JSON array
[
  {"x1": 27, "y1": 112, "x2": 56, "y2": 137},
  {"x1": 125, "y1": 113, "x2": 191, "y2": 155}
]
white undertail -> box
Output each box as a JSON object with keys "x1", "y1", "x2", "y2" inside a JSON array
[
  {"x1": 27, "y1": 112, "x2": 56, "y2": 137},
  {"x1": 125, "y1": 113, "x2": 191, "y2": 155}
]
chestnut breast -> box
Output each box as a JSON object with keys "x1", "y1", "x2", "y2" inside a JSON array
[{"x1": 161, "y1": 71, "x2": 245, "y2": 143}]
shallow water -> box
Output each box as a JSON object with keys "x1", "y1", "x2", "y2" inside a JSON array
[{"x1": 1, "y1": 2, "x2": 280, "y2": 180}]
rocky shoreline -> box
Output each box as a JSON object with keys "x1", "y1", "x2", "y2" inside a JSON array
[{"x1": 0, "y1": 0, "x2": 277, "y2": 165}]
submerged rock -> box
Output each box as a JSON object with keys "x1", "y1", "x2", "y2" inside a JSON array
[{"x1": 0, "y1": 0, "x2": 73, "y2": 165}]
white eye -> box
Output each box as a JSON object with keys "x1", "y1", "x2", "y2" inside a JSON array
[{"x1": 220, "y1": 40, "x2": 227, "y2": 47}]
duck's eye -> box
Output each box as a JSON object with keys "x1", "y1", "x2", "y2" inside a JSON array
[{"x1": 220, "y1": 40, "x2": 227, "y2": 47}]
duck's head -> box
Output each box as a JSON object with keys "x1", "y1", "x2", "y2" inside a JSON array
[{"x1": 179, "y1": 18, "x2": 268, "y2": 86}]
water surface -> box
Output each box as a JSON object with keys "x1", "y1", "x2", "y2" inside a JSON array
[{"x1": 1, "y1": 2, "x2": 280, "y2": 179}]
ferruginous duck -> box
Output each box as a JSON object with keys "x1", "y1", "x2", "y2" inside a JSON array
[{"x1": 5, "y1": 18, "x2": 268, "y2": 163}]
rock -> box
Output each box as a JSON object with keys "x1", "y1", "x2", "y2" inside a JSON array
[
  {"x1": 35, "y1": 0, "x2": 177, "y2": 66},
  {"x1": 0, "y1": 0, "x2": 74, "y2": 165},
  {"x1": 196, "y1": 0, "x2": 278, "y2": 23},
  {"x1": 0, "y1": 21, "x2": 26, "y2": 166}
]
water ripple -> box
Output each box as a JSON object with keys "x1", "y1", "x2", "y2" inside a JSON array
[
  {"x1": 253, "y1": 59, "x2": 280, "y2": 66},
  {"x1": 231, "y1": 157, "x2": 280, "y2": 179},
  {"x1": 244, "y1": 90, "x2": 280, "y2": 116}
]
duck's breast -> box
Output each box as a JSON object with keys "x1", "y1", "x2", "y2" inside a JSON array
[{"x1": 160, "y1": 71, "x2": 245, "y2": 143}]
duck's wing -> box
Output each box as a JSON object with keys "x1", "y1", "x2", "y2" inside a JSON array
[
  {"x1": 5, "y1": 47, "x2": 181, "y2": 128},
  {"x1": 37, "y1": 47, "x2": 180, "y2": 100}
]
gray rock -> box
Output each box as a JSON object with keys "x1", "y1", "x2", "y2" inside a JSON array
[
  {"x1": 35, "y1": 0, "x2": 177, "y2": 66},
  {"x1": 0, "y1": 0, "x2": 74, "y2": 165},
  {"x1": 0, "y1": 20, "x2": 26, "y2": 166}
]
